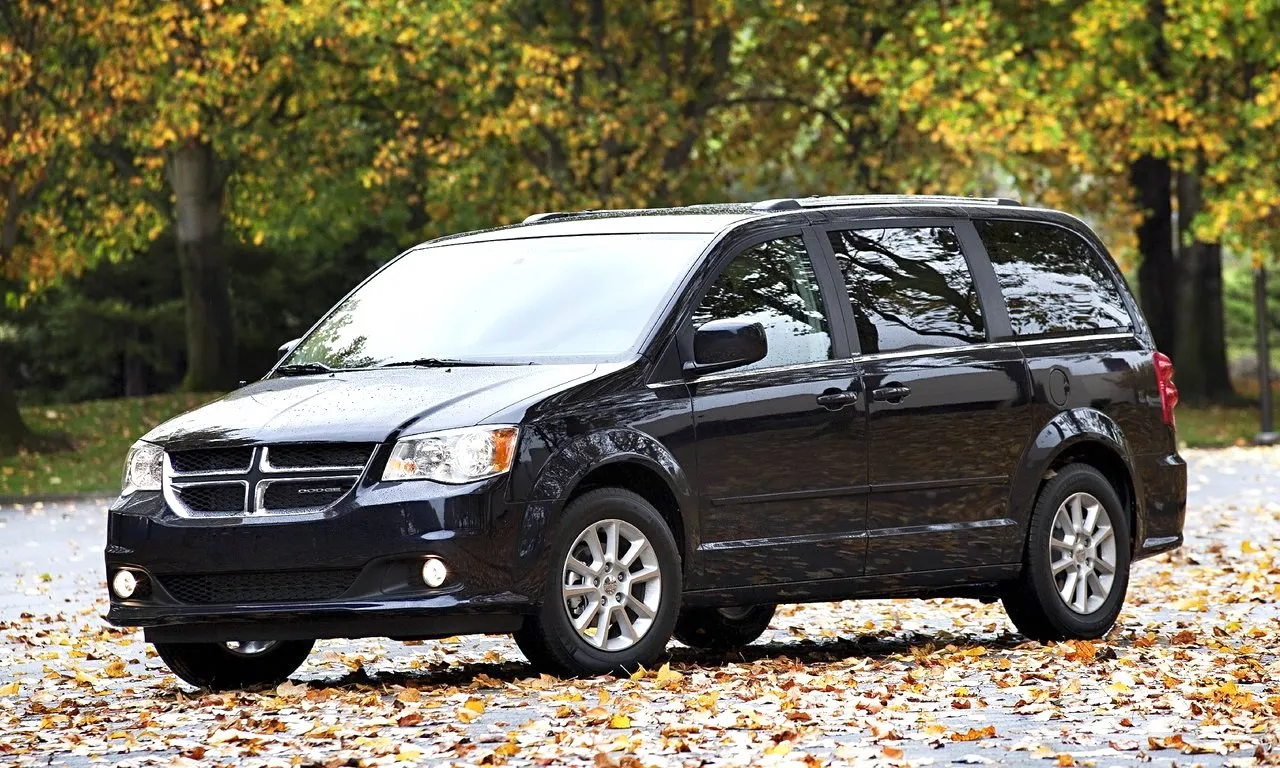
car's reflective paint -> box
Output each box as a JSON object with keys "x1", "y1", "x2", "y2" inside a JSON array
[
  {"x1": 105, "y1": 202, "x2": 1187, "y2": 646},
  {"x1": 141, "y1": 364, "x2": 605, "y2": 450}
]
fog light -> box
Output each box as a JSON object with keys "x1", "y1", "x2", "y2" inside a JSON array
[
  {"x1": 421, "y1": 558, "x2": 448, "y2": 588},
  {"x1": 111, "y1": 569, "x2": 138, "y2": 599}
]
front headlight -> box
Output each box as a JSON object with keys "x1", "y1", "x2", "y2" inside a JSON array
[
  {"x1": 383, "y1": 426, "x2": 519, "y2": 484},
  {"x1": 121, "y1": 441, "x2": 164, "y2": 495}
]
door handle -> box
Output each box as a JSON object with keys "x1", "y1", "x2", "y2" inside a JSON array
[
  {"x1": 872, "y1": 384, "x2": 912, "y2": 403},
  {"x1": 816, "y1": 389, "x2": 859, "y2": 410}
]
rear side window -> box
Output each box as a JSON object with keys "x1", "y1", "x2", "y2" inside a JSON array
[
  {"x1": 974, "y1": 219, "x2": 1132, "y2": 337},
  {"x1": 692, "y1": 236, "x2": 835, "y2": 371},
  {"x1": 828, "y1": 227, "x2": 985, "y2": 354}
]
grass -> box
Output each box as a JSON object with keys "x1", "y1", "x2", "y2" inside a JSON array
[
  {"x1": 1176, "y1": 403, "x2": 1265, "y2": 448},
  {"x1": 0, "y1": 393, "x2": 220, "y2": 498},
  {"x1": 0, "y1": 392, "x2": 1269, "y2": 499}
]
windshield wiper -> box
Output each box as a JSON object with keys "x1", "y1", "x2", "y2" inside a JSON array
[
  {"x1": 275, "y1": 361, "x2": 337, "y2": 376},
  {"x1": 378, "y1": 358, "x2": 514, "y2": 368}
]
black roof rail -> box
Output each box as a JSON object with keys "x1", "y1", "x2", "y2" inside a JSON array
[
  {"x1": 752, "y1": 194, "x2": 1022, "y2": 211},
  {"x1": 522, "y1": 208, "x2": 651, "y2": 224},
  {"x1": 521, "y1": 203, "x2": 758, "y2": 224},
  {"x1": 521, "y1": 196, "x2": 1021, "y2": 224},
  {"x1": 522, "y1": 212, "x2": 575, "y2": 224},
  {"x1": 752, "y1": 198, "x2": 804, "y2": 211}
]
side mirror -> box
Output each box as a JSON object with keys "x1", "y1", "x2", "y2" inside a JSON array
[
  {"x1": 685, "y1": 319, "x2": 767, "y2": 376},
  {"x1": 278, "y1": 338, "x2": 301, "y2": 361}
]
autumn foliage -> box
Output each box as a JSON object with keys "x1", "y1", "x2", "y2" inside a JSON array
[
  {"x1": 2, "y1": 0, "x2": 1279, "y2": 448},
  {"x1": 4, "y1": 0, "x2": 1277, "y2": 282}
]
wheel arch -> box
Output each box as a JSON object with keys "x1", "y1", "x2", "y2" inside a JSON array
[
  {"x1": 514, "y1": 428, "x2": 696, "y2": 597},
  {"x1": 1007, "y1": 408, "x2": 1144, "y2": 563},
  {"x1": 566, "y1": 461, "x2": 688, "y2": 560}
]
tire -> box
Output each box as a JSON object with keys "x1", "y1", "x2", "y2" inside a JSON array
[
  {"x1": 674, "y1": 604, "x2": 776, "y2": 651},
  {"x1": 514, "y1": 488, "x2": 682, "y2": 677},
  {"x1": 1002, "y1": 463, "x2": 1131, "y2": 642},
  {"x1": 154, "y1": 639, "x2": 314, "y2": 690}
]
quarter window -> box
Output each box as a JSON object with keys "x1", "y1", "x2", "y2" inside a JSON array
[
  {"x1": 828, "y1": 227, "x2": 985, "y2": 354},
  {"x1": 692, "y1": 236, "x2": 834, "y2": 371},
  {"x1": 974, "y1": 220, "x2": 1132, "y2": 337}
]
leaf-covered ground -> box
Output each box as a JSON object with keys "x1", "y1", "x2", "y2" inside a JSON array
[
  {"x1": 0, "y1": 393, "x2": 221, "y2": 498},
  {"x1": 1, "y1": 448, "x2": 1277, "y2": 766}
]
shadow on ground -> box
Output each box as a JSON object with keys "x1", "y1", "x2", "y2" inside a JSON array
[{"x1": 289, "y1": 630, "x2": 1044, "y2": 692}]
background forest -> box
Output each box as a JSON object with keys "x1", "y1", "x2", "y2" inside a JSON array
[{"x1": 3, "y1": 0, "x2": 1280, "y2": 481}]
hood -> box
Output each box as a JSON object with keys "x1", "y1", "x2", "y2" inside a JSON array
[{"x1": 143, "y1": 363, "x2": 605, "y2": 450}]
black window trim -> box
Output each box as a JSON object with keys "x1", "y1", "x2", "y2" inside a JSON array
[
  {"x1": 972, "y1": 216, "x2": 1137, "y2": 342},
  {"x1": 809, "y1": 216, "x2": 1011, "y2": 355}
]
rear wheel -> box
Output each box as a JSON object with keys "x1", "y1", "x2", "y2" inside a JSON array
[
  {"x1": 674, "y1": 604, "x2": 776, "y2": 651},
  {"x1": 514, "y1": 488, "x2": 681, "y2": 677},
  {"x1": 1002, "y1": 463, "x2": 1131, "y2": 641},
  {"x1": 154, "y1": 639, "x2": 314, "y2": 690}
]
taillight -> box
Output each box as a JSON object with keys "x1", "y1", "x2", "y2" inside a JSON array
[{"x1": 1154, "y1": 351, "x2": 1178, "y2": 426}]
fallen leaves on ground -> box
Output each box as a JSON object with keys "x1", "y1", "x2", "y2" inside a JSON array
[{"x1": 1, "y1": 448, "x2": 1279, "y2": 766}]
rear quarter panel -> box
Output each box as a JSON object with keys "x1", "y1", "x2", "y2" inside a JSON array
[{"x1": 1008, "y1": 334, "x2": 1178, "y2": 561}]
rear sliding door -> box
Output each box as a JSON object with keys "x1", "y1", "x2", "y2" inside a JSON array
[{"x1": 818, "y1": 220, "x2": 1032, "y2": 577}]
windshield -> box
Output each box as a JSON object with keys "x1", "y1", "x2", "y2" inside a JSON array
[{"x1": 283, "y1": 233, "x2": 711, "y2": 369}]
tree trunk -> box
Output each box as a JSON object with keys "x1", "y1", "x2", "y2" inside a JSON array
[
  {"x1": 0, "y1": 346, "x2": 34, "y2": 457},
  {"x1": 1, "y1": 185, "x2": 46, "y2": 456},
  {"x1": 169, "y1": 141, "x2": 236, "y2": 392},
  {"x1": 123, "y1": 351, "x2": 149, "y2": 397},
  {"x1": 1174, "y1": 170, "x2": 1234, "y2": 403},
  {"x1": 1131, "y1": 155, "x2": 1177, "y2": 354}
]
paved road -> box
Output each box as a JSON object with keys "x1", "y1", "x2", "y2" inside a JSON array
[{"x1": 1, "y1": 448, "x2": 1277, "y2": 766}]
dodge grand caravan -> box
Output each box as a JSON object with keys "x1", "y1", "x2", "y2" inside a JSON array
[{"x1": 106, "y1": 195, "x2": 1187, "y2": 688}]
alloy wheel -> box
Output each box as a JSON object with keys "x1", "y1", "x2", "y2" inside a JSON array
[
  {"x1": 1048, "y1": 492, "x2": 1118, "y2": 614},
  {"x1": 561, "y1": 518, "x2": 662, "y2": 651}
]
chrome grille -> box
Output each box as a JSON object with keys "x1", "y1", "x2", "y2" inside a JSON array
[{"x1": 163, "y1": 443, "x2": 373, "y2": 519}]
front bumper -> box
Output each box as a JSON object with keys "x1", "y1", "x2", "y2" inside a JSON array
[{"x1": 105, "y1": 477, "x2": 533, "y2": 642}]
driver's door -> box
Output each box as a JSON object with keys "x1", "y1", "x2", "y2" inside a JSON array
[{"x1": 688, "y1": 233, "x2": 868, "y2": 589}]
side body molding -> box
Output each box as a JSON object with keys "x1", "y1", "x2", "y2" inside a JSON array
[
  {"x1": 1004, "y1": 407, "x2": 1144, "y2": 562},
  {"x1": 512, "y1": 427, "x2": 697, "y2": 596}
]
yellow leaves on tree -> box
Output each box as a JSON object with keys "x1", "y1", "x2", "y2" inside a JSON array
[
  {"x1": 6, "y1": 0, "x2": 1280, "y2": 301},
  {"x1": 0, "y1": 1, "x2": 130, "y2": 289}
]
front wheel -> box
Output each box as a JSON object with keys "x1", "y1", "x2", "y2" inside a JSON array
[
  {"x1": 1002, "y1": 463, "x2": 1131, "y2": 641},
  {"x1": 674, "y1": 604, "x2": 776, "y2": 651},
  {"x1": 514, "y1": 488, "x2": 682, "y2": 677},
  {"x1": 154, "y1": 639, "x2": 314, "y2": 690}
]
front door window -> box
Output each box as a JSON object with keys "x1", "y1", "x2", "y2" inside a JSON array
[{"x1": 692, "y1": 236, "x2": 835, "y2": 370}]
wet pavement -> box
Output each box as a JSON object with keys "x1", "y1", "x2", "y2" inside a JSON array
[{"x1": 1, "y1": 447, "x2": 1277, "y2": 766}]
